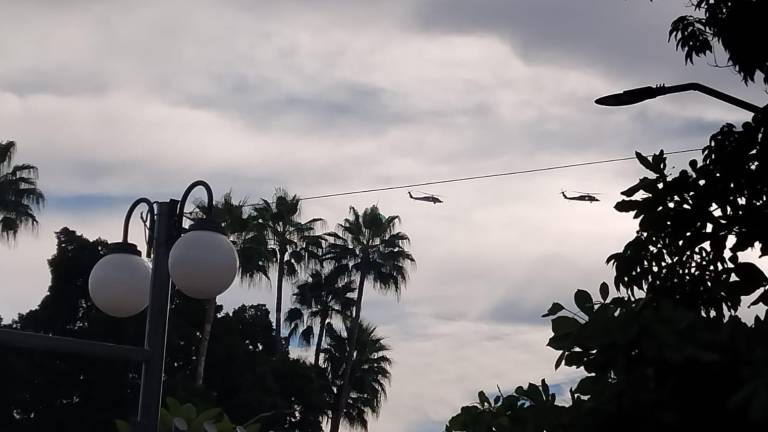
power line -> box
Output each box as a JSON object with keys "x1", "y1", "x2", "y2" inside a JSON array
[{"x1": 294, "y1": 148, "x2": 703, "y2": 202}]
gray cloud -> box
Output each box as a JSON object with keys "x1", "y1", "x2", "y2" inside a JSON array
[
  {"x1": 1, "y1": 2, "x2": 765, "y2": 432},
  {"x1": 409, "y1": 0, "x2": 759, "y2": 97}
]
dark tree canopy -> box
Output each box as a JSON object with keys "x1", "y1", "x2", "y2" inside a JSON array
[
  {"x1": 0, "y1": 228, "x2": 329, "y2": 432},
  {"x1": 446, "y1": 106, "x2": 768, "y2": 432},
  {"x1": 0, "y1": 140, "x2": 45, "y2": 242},
  {"x1": 664, "y1": 0, "x2": 768, "y2": 85},
  {"x1": 446, "y1": 1, "x2": 768, "y2": 427}
]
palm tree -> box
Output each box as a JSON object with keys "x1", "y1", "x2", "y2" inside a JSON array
[
  {"x1": 252, "y1": 188, "x2": 324, "y2": 348},
  {"x1": 0, "y1": 140, "x2": 44, "y2": 242},
  {"x1": 324, "y1": 205, "x2": 414, "y2": 432},
  {"x1": 284, "y1": 263, "x2": 357, "y2": 366},
  {"x1": 322, "y1": 322, "x2": 392, "y2": 431},
  {"x1": 193, "y1": 192, "x2": 270, "y2": 387}
]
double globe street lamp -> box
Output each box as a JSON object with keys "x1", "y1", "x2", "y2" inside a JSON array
[
  {"x1": 88, "y1": 180, "x2": 239, "y2": 432},
  {"x1": 0, "y1": 180, "x2": 238, "y2": 432}
]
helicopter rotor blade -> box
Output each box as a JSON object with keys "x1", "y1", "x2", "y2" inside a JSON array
[{"x1": 573, "y1": 191, "x2": 602, "y2": 195}]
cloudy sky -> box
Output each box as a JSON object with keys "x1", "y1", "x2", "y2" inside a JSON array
[{"x1": 0, "y1": 1, "x2": 763, "y2": 431}]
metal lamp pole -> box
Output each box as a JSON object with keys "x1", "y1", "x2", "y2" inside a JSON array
[
  {"x1": 137, "y1": 199, "x2": 176, "y2": 432},
  {"x1": 137, "y1": 180, "x2": 215, "y2": 431}
]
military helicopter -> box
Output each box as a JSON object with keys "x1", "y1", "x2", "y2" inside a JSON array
[
  {"x1": 561, "y1": 190, "x2": 600, "y2": 203},
  {"x1": 408, "y1": 191, "x2": 444, "y2": 204}
]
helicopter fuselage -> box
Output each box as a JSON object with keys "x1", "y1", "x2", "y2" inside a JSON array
[
  {"x1": 561, "y1": 192, "x2": 599, "y2": 202},
  {"x1": 408, "y1": 192, "x2": 443, "y2": 204}
]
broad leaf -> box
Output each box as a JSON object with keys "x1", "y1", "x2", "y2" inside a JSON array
[
  {"x1": 542, "y1": 302, "x2": 565, "y2": 317},
  {"x1": 599, "y1": 282, "x2": 609, "y2": 301},
  {"x1": 551, "y1": 316, "x2": 581, "y2": 335},
  {"x1": 574, "y1": 290, "x2": 594, "y2": 316}
]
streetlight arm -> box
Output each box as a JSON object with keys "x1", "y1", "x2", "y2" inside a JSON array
[
  {"x1": 680, "y1": 83, "x2": 762, "y2": 114},
  {"x1": 122, "y1": 197, "x2": 155, "y2": 257},
  {"x1": 596, "y1": 82, "x2": 762, "y2": 114},
  {"x1": 177, "y1": 180, "x2": 215, "y2": 231}
]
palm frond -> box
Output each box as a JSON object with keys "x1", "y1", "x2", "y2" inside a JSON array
[
  {"x1": 322, "y1": 321, "x2": 392, "y2": 431},
  {"x1": 0, "y1": 141, "x2": 16, "y2": 167},
  {"x1": 284, "y1": 307, "x2": 305, "y2": 328},
  {"x1": 299, "y1": 324, "x2": 315, "y2": 347},
  {"x1": 0, "y1": 141, "x2": 44, "y2": 243}
]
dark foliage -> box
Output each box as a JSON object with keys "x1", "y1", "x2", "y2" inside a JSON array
[
  {"x1": 322, "y1": 322, "x2": 392, "y2": 431},
  {"x1": 0, "y1": 228, "x2": 329, "y2": 431},
  {"x1": 0, "y1": 228, "x2": 142, "y2": 431},
  {"x1": 663, "y1": 0, "x2": 768, "y2": 85},
  {"x1": 0, "y1": 140, "x2": 45, "y2": 242},
  {"x1": 445, "y1": 112, "x2": 768, "y2": 431}
]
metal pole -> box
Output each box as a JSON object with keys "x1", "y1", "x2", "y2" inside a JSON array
[
  {"x1": 684, "y1": 83, "x2": 763, "y2": 114},
  {"x1": 137, "y1": 200, "x2": 178, "y2": 432}
]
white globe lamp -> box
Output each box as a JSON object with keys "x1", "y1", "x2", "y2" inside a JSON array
[
  {"x1": 169, "y1": 220, "x2": 238, "y2": 299},
  {"x1": 88, "y1": 242, "x2": 151, "y2": 317}
]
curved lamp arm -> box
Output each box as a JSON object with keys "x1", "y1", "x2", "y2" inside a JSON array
[
  {"x1": 595, "y1": 82, "x2": 762, "y2": 114},
  {"x1": 177, "y1": 180, "x2": 215, "y2": 232},
  {"x1": 122, "y1": 198, "x2": 155, "y2": 257}
]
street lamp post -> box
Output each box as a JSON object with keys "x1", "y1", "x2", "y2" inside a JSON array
[
  {"x1": 0, "y1": 180, "x2": 238, "y2": 432},
  {"x1": 595, "y1": 82, "x2": 763, "y2": 114}
]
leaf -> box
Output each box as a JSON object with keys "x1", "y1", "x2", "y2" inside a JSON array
[
  {"x1": 599, "y1": 282, "x2": 609, "y2": 301},
  {"x1": 749, "y1": 289, "x2": 768, "y2": 308},
  {"x1": 614, "y1": 199, "x2": 643, "y2": 214},
  {"x1": 651, "y1": 150, "x2": 665, "y2": 173},
  {"x1": 564, "y1": 351, "x2": 588, "y2": 368},
  {"x1": 621, "y1": 177, "x2": 657, "y2": 197},
  {"x1": 478, "y1": 391, "x2": 492, "y2": 408},
  {"x1": 635, "y1": 151, "x2": 656, "y2": 173},
  {"x1": 493, "y1": 394, "x2": 501, "y2": 405},
  {"x1": 173, "y1": 417, "x2": 189, "y2": 431},
  {"x1": 547, "y1": 332, "x2": 575, "y2": 351},
  {"x1": 524, "y1": 383, "x2": 545, "y2": 404},
  {"x1": 166, "y1": 397, "x2": 183, "y2": 417},
  {"x1": 191, "y1": 408, "x2": 223, "y2": 431},
  {"x1": 181, "y1": 403, "x2": 197, "y2": 423},
  {"x1": 115, "y1": 420, "x2": 132, "y2": 432},
  {"x1": 734, "y1": 262, "x2": 768, "y2": 288},
  {"x1": 574, "y1": 290, "x2": 594, "y2": 316},
  {"x1": 574, "y1": 375, "x2": 599, "y2": 396},
  {"x1": 551, "y1": 316, "x2": 581, "y2": 335},
  {"x1": 555, "y1": 351, "x2": 566, "y2": 370},
  {"x1": 542, "y1": 302, "x2": 565, "y2": 317}
]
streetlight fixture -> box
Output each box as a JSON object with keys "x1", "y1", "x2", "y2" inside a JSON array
[
  {"x1": 0, "y1": 180, "x2": 238, "y2": 432},
  {"x1": 89, "y1": 198, "x2": 154, "y2": 318},
  {"x1": 595, "y1": 82, "x2": 762, "y2": 114}
]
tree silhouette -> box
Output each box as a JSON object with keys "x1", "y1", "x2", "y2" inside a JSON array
[
  {"x1": 0, "y1": 228, "x2": 142, "y2": 431},
  {"x1": 445, "y1": 114, "x2": 768, "y2": 432},
  {"x1": 191, "y1": 192, "x2": 271, "y2": 387},
  {"x1": 0, "y1": 140, "x2": 44, "y2": 242},
  {"x1": 446, "y1": 1, "x2": 768, "y2": 427},
  {"x1": 322, "y1": 322, "x2": 392, "y2": 431},
  {"x1": 0, "y1": 227, "x2": 329, "y2": 431},
  {"x1": 252, "y1": 188, "x2": 324, "y2": 349},
  {"x1": 324, "y1": 205, "x2": 414, "y2": 432},
  {"x1": 666, "y1": 0, "x2": 768, "y2": 85},
  {"x1": 284, "y1": 263, "x2": 357, "y2": 366},
  {"x1": 446, "y1": 0, "x2": 768, "y2": 422}
]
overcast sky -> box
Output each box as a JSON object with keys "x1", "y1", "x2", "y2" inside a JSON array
[{"x1": 0, "y1": 1, "x2": 764, "y2": 431}]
